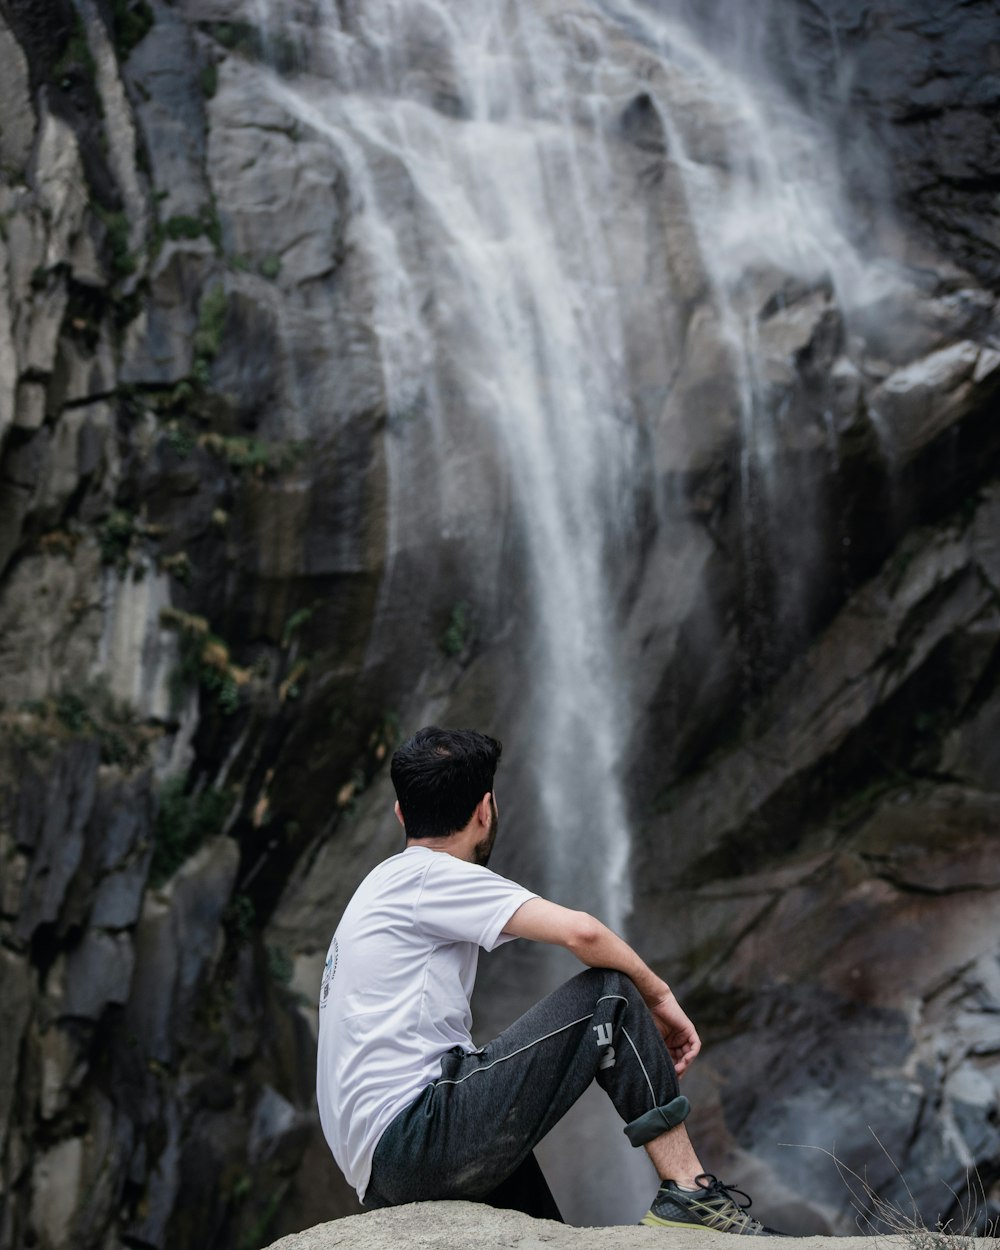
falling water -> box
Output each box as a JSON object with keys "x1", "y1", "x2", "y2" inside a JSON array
[
  {"x1": 267, "y1": 1, "x2": 646, "y2": 932},
  {"x1": 250, "y1": 0, "x2": 902, "y2": 1223}
]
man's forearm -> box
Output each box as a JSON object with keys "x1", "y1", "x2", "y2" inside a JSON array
[
  {"x1": 566, "y1": 914, "x2": 672, "y2": 1006},
  {"x1": 503, "y1": 896, "x2": 702, "y2": 1069},
  {"x1": 504, "y1": 897, "x2": 671, "y2": 1006}
]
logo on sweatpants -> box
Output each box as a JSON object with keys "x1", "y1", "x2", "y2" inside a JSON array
[{"x1": 593, "y1": 1022, "x2": 616, "y2": 1069}]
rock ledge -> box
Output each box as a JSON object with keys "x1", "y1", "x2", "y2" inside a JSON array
[{"x1": 264, "y1": 1201, "x2": 927, "y2": 1250}]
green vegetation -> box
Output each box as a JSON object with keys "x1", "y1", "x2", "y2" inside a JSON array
[
  {"x1": 94, "y1": 204, "x2": 136, "y2": 280},
  {"x1": 98, "y1": 508, "x2": 137, "y2": 572},
  {"x1": 111, "y1": 0, "x2": 154, "y2": 60},
  {"x1": 225, "y1": 893, "x2": 256, "y2": 944},
  {"x1": 204, "y1": 20, "x2": 257, "y2": 53},
  {"x1": 98, "y1": 509, "x2": 171, "y2": 577},
  {"x1": 266, "y1": 944, "x2": 294, "y2": 985},
  {"x1": 162, "y1": 213, "x2": 211, "y2": 241},
  {"x1": 198, "y1": 432, "x2": 308, "y2": 478},
  {"x1": 161, "y1": 607, "x2": 249, "y2": 715},
  {"x1": 55, "y1": 691, "x2": 90, "y2": 733},
  {"x1": 191, "y1": 283, "x2": 228, "y2": 384},
  {"x1": 149, "y1": 208, "x2": 223, "y2": 259},
  {"x1": 159, "y1": 551, "x2": 193, "y2": 585},
  {"x1": 238, "y1": 1190, "x2": 284, "y2": 1250},
  {"x1": 201, "y1": 20, "x2": 299, "y2": 74},
  {"x1": 13, "y1": 684, "x2": 150, "y2": 768},
  {"x1": 258, "y1": 253, "x2": 282, "y2": 280},
  {"x1": 164, "y1": 419, "x2": 195, "y2": 457},
  {"x1": 440, "y1": 601, "x2": 473, "y2": 657},
  {"x1": 52, "y1": 15, "x2": 96, "y2": 91},
  {"x1": 150, "y1": 774, "x2": 232, "y2": 887},
  {"x1": 279, "y1": 658, "x2": 308, "y2": 702},
  {"x1": 200, "y1": 64, "x2": 218, "y2": 99},
  {"x1": 281, "y1": 606, "x2": 313, "y2": 647}
]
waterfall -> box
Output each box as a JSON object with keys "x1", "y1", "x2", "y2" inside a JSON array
[
  {"x1": 267, "y1": 0, "x2": 646, "y2": 932},
  {"x1": 250, "y1": 0, "x2": 899, "y2": 1224}
]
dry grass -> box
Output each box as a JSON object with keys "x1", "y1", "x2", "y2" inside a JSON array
[{"x1": 789, "y1": 1133, "x2": 997, "y2": 1246}]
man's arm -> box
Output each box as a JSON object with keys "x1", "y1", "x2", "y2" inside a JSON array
[{"x1": 502, "y1": 897, "x2": 701, "y2": 1075}]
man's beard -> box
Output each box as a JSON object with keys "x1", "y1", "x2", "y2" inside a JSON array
[{"x1": 473, "y1": 798, "x2": 499, "y2": 866}]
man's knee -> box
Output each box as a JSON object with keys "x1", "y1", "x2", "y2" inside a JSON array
[{"x1": 573, "y1": 966, "x2": 643, "y2": 1005}]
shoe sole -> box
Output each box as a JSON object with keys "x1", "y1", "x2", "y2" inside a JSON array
[{"x1": 640, "y1": 1212, "x2": 764, "y2": 1234}]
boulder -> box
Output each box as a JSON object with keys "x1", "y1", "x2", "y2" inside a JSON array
[{"x1": 263, "y1": 1200, "x2": 897, "y2": 1249}]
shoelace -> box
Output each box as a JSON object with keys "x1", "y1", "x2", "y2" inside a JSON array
[{"x1": 693, "y1": 1173, "x2": 755, "y2": 1212}]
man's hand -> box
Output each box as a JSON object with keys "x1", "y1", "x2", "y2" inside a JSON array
[{"x1": 645, "y1": 990, "x2": 701, "y2": 1077}]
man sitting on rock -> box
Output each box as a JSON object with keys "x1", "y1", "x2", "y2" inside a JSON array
[{"x1": 317, "y1": 726, "x2": 777, "y2": 1234}]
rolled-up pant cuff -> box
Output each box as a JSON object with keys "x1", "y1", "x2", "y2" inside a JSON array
[{"x1": 623, "y1": 1094, "x2": 690, "y2": 1146}]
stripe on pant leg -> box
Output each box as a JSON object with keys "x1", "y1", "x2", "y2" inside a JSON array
[
  {"x1": 434, "y1": 1013, "x2": 596, "y2": 1086},
  {"x1": 621, "y1": 1026, "x2": 657, "y2": 1103}
]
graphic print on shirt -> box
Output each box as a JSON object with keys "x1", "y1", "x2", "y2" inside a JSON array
[
  {"x1": 593, "y1": 1022, "x2": 616, "y2": 1069},
  {"x1": 320, "y1": 937, "x2": 338, "y2": 1010}
]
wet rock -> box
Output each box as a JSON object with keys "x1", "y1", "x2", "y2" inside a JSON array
[
  {"x1": 30, "y1": 1135, "x2": 84, "y2": 1250},
  {"x1": 98, "y1": 565, "x2": 182, "y2": 719},
  {"x1": 15, "y1": 740, "x2": 100, "y2": 943},
  {"x1": 656, "y1": 302, "x2": 742, "y2": 475},
  {"x1": 206, "y1": 62, "x2": 347, "y2": 286},
  {"x1": 873, "y1": 340, "x2": 1000, "y2": 459},
  {"x1": 38, "y1": 1021, "x2": 88, "y2": 1119},
  {"x1": 120, "y1": 239, "x2": 215, "y2": 384},
  {"x1": 22, "y1": 278, "x2": 69, "y2": 377},
  {"x1": 0, "y1": 240, "x2": 17, "y2": 443},
  {"x1": 126, "y1": 835, "x2": 239, "y2": 1063},
  {"x1": 638, "y1": 519, "x2": 993, "y2": 876},
  {"x1": 14, "y1": 380, "x2": 47, "y2": 432},
  {"x1": 129, "y1": 2, "x2": 211, "y2": 221},
  {"x1": 76, "y1": 0, "x2": 150, "y2": 255},
  {"x1": 31, "y1": 401, "x2": 118, "y2": 525},
  {"x1": 29, "y1": 109, "x2": 89, "y2": 271},
  {"x1": 248, "y1": 1085, "x2": 299, "y2": 1165},
  {"x1": 50, "y1": 325, "x2": 117, "y2": 408},
  {"x1": 125, "y1": 1097, "x2": 181, "y2": 1250},
  {"x1": 0, "y1": 545, "x2": 106, "y2": 703},
  {"x1": 0, "y1": 15, "x2": 35, "y2": 172},
  {"x1": 61, "y1": 929, "x2": 135, "y2": 1019},
  {"x1": 0, "y1": 949, "x2": 33, "y2": 1150}
]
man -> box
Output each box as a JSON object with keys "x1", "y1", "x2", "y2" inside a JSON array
[{"x1": 317, "y1": 727, "x2": 776, "y2": 1233}]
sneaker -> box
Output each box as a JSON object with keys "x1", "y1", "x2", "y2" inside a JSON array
[{"x1": 641, "y1": 1173, "x2": 780, "y2": 1235}]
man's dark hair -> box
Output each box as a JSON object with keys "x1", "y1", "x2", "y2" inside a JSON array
[{"x1": 390, "y1": 727, "x2": 502, "y2": 840}]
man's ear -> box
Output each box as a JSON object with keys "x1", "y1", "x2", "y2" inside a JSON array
[
  {"x1": 394, "y1": 800, "x2": 405, "y2": 829},
  {"x1": 478, "y1": 792, "x2": 493, "y2": 825}
]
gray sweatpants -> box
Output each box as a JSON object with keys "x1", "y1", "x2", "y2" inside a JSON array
[{"x1": 364, "y1": 967, "x2": 686, "y2": 1208}]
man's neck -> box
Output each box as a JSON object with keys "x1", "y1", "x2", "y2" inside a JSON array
[{"x1": 406, "y1": 834, "x2": 475, "y2": 862}]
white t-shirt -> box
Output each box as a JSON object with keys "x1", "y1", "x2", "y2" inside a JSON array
[{"x1": 316, "y1": 844, "x2": 536, "y2": 1200}]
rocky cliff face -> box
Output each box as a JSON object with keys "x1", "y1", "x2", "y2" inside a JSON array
[{"x1": 0, "y1": 1, "x2": 998, "y2": 1247}]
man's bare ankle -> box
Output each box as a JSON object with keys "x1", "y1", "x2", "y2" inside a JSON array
[{"x1": 666, "y1": 1175, "x2": 703, "y2": 1192}]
